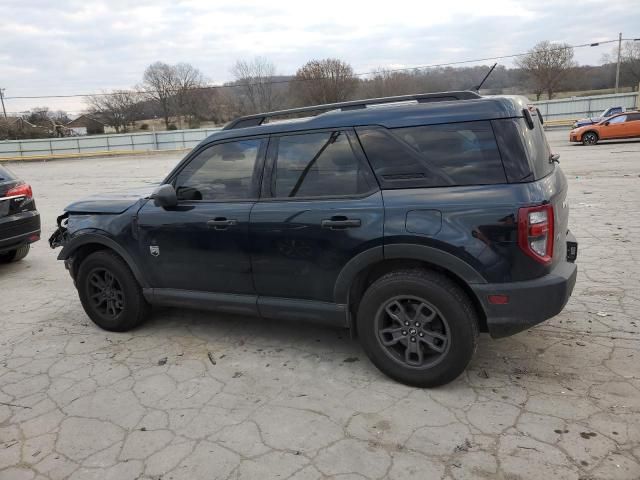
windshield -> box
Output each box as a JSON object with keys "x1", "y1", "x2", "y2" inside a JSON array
[{"x1": 600, "y1": 107, "x2": 621, "y2": 118}]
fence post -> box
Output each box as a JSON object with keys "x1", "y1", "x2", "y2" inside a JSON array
[
  {"x1": 76, "y1": 138, "x2": 81, "y2": 153},
  {"x1": 18, "y1": 140, "x2": 23, "y2": 158},
  {"x1": 106, "y1": 136, "x2": 110, "y2": 152},
  {"x1": 153, "y1": 132, "x2": 158, "y2": 151},
  {"x1": 49, "y1": 139, "x2": 53, "y2": 157},
  {"x1": 182, "y1": 131, "x2": 186, "y2": 148}
]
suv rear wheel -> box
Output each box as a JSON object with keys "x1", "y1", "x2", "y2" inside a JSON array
[
  {"x1": 357, "y1": 269, "x2": 478, "y2": 387},
  {"x1": 77, "y1": 250, "x2": 150, "y2": 332},
  {"x1": 0, "y1": 244, "x2": 30, "y2": 263},
  {"x1": 582, "y1": 131, "x2": 598, "y2": 145}
]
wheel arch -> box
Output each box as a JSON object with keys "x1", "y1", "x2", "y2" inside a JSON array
[
  {"x1": 334, "y1": 244, "x2": 488, "y2": 335},
  {"x1": 58, "y1": 233, "x2": 149, "y2": 288}
]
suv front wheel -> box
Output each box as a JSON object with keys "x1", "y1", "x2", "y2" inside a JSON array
[
  {"x1": 77, "y1": 250, "x2": 150, "y2": 332},
  {"x1": 357, "y1": 269, "x2": 478, "y2": 387},
  {"x1": 582, "y1": 131, "x2": 598, "y2": 145}
]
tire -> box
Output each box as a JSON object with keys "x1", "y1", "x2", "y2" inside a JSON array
[
  {"x1": 0, "y1": 244, "x2": 30, "y2": 263},
  {"x1": 76, "y1": 250, "x2": 150, "y2": 332},
  {"x1": 357, "y1": 269, "x2": 479, "y2": 387},
  {"x1": 582, "y1": 131, "x2": 598, "y2": 145}
]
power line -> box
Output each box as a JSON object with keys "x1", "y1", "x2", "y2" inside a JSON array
[{"x1": 3, "y1": 38, "x2": 629, "y2": 101}]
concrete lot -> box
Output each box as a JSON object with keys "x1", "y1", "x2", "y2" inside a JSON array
[{"x1": 1, "y1": 130, "x2": 639, "y2": 480}]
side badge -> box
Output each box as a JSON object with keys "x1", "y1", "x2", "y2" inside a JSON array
[{"x1": 149, "y1": 245, "x2": 160, "y2": 257}]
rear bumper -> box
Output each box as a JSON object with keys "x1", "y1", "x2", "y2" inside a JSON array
[
  {"x1": 472, "y1": 253, "x2": 577, "y2": 339},
  {"x1": 0, "y1": 210, "x2": 41, "y2": 253}
]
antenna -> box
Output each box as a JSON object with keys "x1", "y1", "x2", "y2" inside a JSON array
[{"x1": 474, "y1": 63, "x2": 498, "y2": 92}]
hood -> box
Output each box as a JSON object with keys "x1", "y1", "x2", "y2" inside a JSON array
[
  {"x1": 65, "y1": 185, "x2": 156, "y2": 214},
  {"x1": 575, "y1": 117, "x2": 600, "y2": 126}
]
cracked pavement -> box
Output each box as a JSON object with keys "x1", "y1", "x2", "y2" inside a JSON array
[{"x1": 1, "y1": 130, "x2": 639, "y2": 480}]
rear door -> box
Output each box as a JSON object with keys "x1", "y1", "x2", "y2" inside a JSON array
[
  {"x1": 137, "y1": 137, "x2": 266, "y2": 294},
  {"x1": 618, "y1": 112, "x2": 640, "y2": 138},
  {"x1": 250, "y1": 129, "x2": 383, "y2": 303}
]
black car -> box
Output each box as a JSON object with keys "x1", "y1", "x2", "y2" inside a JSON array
[
  {"x1": 50, "y1": 91, "x2": 578, "y2": 387},
  {"x1": 0, "y1": 164, "x2": 40, "y2": 262}
]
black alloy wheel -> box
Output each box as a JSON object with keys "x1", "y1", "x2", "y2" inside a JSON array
[
  {"x1": 582, "y1": 132, "x2": 598, "y2": 145},
  {"x1": 376, "y1": 295, "x2": 450, "y2": 369},
  {"x1": 87, "y1": 267, "x2": 125, "y2": 319}
]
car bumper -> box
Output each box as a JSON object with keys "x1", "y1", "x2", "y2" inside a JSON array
[
  {"x1": 472, "y1": 234, "x2": 578, "y2": 338},
  {"x1": 0, "y1": 210, "x2": 41, "y2": 254}
]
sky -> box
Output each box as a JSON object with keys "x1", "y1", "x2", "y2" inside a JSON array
[{"x1": 1, "y1": 0, "x2": 639, "y2": 115}]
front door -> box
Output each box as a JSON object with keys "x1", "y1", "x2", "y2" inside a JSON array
[
  {"x1": 251, "y1": 129, "x2": 383, "y2": 303},
  {"x1": 601, "y1": 114, "x2": 628, "y2": 139},
  {"x1": 137, "y1": 137, "x2": 266, "y2": 294}
]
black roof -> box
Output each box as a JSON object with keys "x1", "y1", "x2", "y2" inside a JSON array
[{"x1": 203, "y1": 94, "x2": 529, "y2": 144}]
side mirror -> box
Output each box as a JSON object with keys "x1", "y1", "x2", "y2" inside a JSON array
[
  {"x1": 150, "y1": 184, "x2": 177, "y2": 208},
  {"x1": 604, "y1": 121, "x2": 610, "y2": 126}
]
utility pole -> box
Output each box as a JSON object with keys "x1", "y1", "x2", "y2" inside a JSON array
[
  {"x1": 615, "y1": 32, "x2": 622, "y2": 94},
  {"x1": 0, "y1": 88, "x2": 7, "y2": 120}
]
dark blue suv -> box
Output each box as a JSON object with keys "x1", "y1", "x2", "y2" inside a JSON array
[{"x1": 50, "y1": 91, "x2": 578, "y2": 387}]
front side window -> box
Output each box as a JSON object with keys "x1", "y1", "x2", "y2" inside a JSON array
[
  {"x1": 272, "y1": 131, "x2": 372, "y2": 198},
  {"x1": 175, "y1": 139, "x2": 261, "y2": 201},
  {"x1": 608, "y1": 115, "x2": 627, "y2": 124}
]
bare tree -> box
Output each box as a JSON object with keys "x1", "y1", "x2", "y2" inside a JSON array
[
  {"x1": 172, "y1": 63, "x2": 206, "y2": 124},
  {"x1": 231, "y1": 57, "x2": 279, "y2": 113},
  {"x1": 516, "y1": 41, "x2": 576, "y2": 100},
  {"x1": 621, "y1": 41, "x2": 640, "y2": 85},
  {"x1": 85, "y1": 90, "x2": 142, "y2": 133},
  {"x1": 141, "y1": 62, "x2": 206, "y2": 128},
  {"x1": 359, "y1": 69, "x2": 423, "y2": 98},
  {"x1": 141, "y1": 62, "x2": 178, "y2": 128},
  {"x1": 291, "y1": 58, "x2": 359, "y2": 105}
]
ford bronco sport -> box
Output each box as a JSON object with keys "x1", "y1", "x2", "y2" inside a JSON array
[{"x1": 50, "y1": 91, "x2": 578, "y2": 387}]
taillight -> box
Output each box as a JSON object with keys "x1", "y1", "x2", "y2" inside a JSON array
[
  {"x1": 6, "y1": 183, "x2": 33, "y2": 199},
  {"x1": 518, "y1": 204, "x2": 554, "y2": 265}
]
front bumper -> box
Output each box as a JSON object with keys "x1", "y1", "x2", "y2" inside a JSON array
[
  {"x1": 472, "y1": 235, "x2": 578, "y2": 338},
  {"x1": 0, "y1": 210, "x2": 41, "y2": 254}
]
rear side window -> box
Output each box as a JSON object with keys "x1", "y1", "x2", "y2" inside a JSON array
[
  {"x1": 357, "y1": 121, "x2": 507, "y2": 188},
  {"x1": 271, "y1": 131, "x2": 372, "y2": 198}
]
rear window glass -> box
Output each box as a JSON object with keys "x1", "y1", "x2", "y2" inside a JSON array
[
  {"x1": 491, "y1": 118, "x2": 534, "y2": 183},
  {"x1": 0, "y1": 165, "x2": 16, "y2": 181},
  {"x1": 522, "y1": 116, "x2": 554, "y2": 179},
  {"x1": 357, "y1": 121, "x2": 507, "y2": 188}
]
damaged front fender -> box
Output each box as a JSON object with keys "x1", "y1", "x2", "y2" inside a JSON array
[{"x1": 49, "y1": 212, "x2": 69, "y2": 249}]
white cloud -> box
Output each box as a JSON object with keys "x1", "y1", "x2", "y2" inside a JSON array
[{"x1": 1, "y1": 0, "x2": 638, "y2": 113}]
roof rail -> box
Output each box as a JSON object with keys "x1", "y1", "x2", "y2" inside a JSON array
[{"x1": 222, "y1": 91, "x2": 481, "y2": 130}]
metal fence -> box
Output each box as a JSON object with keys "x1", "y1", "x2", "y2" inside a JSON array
[
  {"x1": 532, "y1": 92, "x2": 639, "y2": 121},
  {"x1": 2, "y1": 91, "x2": 640, "y2": 160},
  {"x1": 0, "y1": 127, "x2": 222, "y2": 159}
]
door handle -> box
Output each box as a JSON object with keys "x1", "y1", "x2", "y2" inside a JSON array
[
  {"x1": 207, "y1": 218, "x2": 238, "y2": 230},
  {"x1": 321, "y1": 217, "x2": 361, "y2": 230}
]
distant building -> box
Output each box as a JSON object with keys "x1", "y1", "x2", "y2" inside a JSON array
[
  {"x1": 65, "y1": 115, "x2": 105, "y2": 135},
  {"x1": 0, "y1": 116, "x2": 49, "y2": 139}
]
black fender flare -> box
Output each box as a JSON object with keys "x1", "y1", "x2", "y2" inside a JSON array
[
  {"x1": 333, "y1": 243, "x2": 486, "y2": 304},
  {"x1": 57, "y1": 232, "x2": 149, "y2": 288}
]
